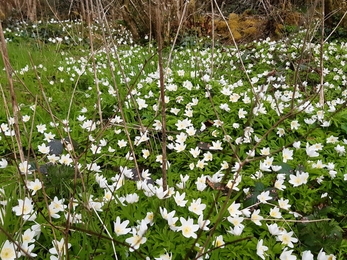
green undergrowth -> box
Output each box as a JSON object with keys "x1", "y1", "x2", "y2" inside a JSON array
[{"x1": 1, "y1": 20, "x2": 347, "y2": 260}]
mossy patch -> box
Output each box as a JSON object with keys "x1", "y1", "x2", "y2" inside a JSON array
[{"x1": 215, "y1": 13, "x2": 266, "y2": 44}]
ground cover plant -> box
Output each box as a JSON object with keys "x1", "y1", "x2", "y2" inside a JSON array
[{"x1": 1, "y1": 18, "x2": 347, "y2": 260}]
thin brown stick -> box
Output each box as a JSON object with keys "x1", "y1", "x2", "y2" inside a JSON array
[
  {"x1": 319, "y1": 0, "x2": 325, "y2": 106},
  {"x1": 156, "y1": 1, "x2": 167, "y2": 191},
  {"x1": 166, "y1": 1, "x2": 188, "y2": 72},
  {"x1": 86, "y1": 0, "x2": 103, "y2": 124}
]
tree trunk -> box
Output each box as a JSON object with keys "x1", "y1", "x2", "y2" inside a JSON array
[{"x1": 26, "y1": 0, "x2": 37, "y2": 21}]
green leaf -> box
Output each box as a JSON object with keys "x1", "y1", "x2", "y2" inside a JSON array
[{"x1": 341, "y1": 123, "x2": 347, "y2": 134}]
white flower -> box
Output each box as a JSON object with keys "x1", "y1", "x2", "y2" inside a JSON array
[
  {"x1": 210, "y1": 140, "x2": 223, "y2": 150},
  {"x1": 134, "y1": 131, "x2": 150, "y2": 146},
  {"x1": 257, "y1": 191, "x2": 272, "y2": 203},
  {"x1": 59, "y1": 154, "x2": 73, "y2": 166},
  {"x1": 259, "y1": 161, "x2": 271, "y2": 172},
  {"x1": 220, "y1": 103, "x2": 230, "y2": 112},
  {"x1": 280, "y1": 248, "x2": 297, "y2": 260},
  {"x1": 227, "y1": 224, "x2": 244, "y2": 235},
  {"x1": 160, "y1": 207, "x2": 175, "y2": 221},
  {"x1": 170, "y1": 108, "x2": 180, "y2": 115},
  {"x1": 203, "y1": 151, "x2": 213, "y2": 161},
  {"x1": 87, "y1": 162, "x2": 101, "y2": 172},
  {"x1": 317, "y1": 248, "x2": 336, "y2": 260},
  {"x1": 304, "y1": 118, "x2": 316, "y2": 125},
  {"x1": 153, "y1": 120, "x2": 162, "y2": 131},
  {"x1": 274, "y1": 179, "x2": 287, "y2": 192},
  {"x1": 227, "y1": 215, "x2": 244, "y2": 227},
  {"x1": 99, "y1": 139, "x2": 107, "y2": 147},
  {"x1": 136, "y1": 98, "x2": 148, "y2": 110},
  {"x1": 174, "y1": 142, "x2": 186, "y2": 153},
  {"x1": 81, "y1": 120, "x2": 96, "y2": 131},
  {"x1": 173, "y1": 192, "x2": 187, "y2": 207},
  {"x1": 282, "y1": 148, "x2": 293, "y2": 163},
  {"x1": 22, "y1": 228, "x2": 36, "y2": 244},
  {"x1": 22, "y1": 115, "x2": 31, "y2": 122},
  {"x1": 269, "y1": 206, "x2": 282, "y2": 218},
  {"x1": 271, "y1": 165, "x2": 282, "y2": 171},
  {"x1": 0, "y1": 240, "x2": 16, "y2": 260},
  {"x1": 183, "y1": 80, "x2": 193, "y2": 90},
  {"x1": 227, "y1": 201, "x2": 242, "y2": 217},
  {"x1": 141, "y1": 169, "x2": 151, "y2": 180},
  {"x1": 312, "y1": 160, "x2": 325, "y2": 169},
  {"x1": 36, "y1": 124, "x2": 47, "y2": 133},
  {"x1": 88, "y1": 197, "x2": 103, "y2": 212},
  {"x1": 267, "y1": 223, "x2": 281, "y2": 235},
  {"x1": 231, "y1": 162, "x2": 241, "y2": 172},
  {"x1": 186, "y1": 126, "x2": 196, "y2": 136},
  {"x1": 48, "y1": 154, "x2": 59, "y2": 164},
  {"x1": 326, "y1": 135, "x2": 339, "y2": 144},
  {"x1": 306, "y1": 143, "x2": 319, "y2": 157},
  {"x1": 177, "y1": 69, "x2": 185, "y2": 76},
  {"x1": 20, "y1": 242, "x2": 37, "y2": 257},
  {"x1": 289, "y1": 171, "x2": 309, "y2": 187},
  {"x1": 126, "y1": 227, "x2": 147, "y2": 251},
  {"x1": 230, "y1": 93, "x2": 240, "y2": 102},
  {"x1": 256, "y1": 239, "x2": 268, "y2": 260},
  {"x1": 293, "y1": 141, "x2": 301, "y2": 149},
  {"x1": 329, "y1": 170, "x2": 337, "y2": 178},
  {"x1": 50, "y1": 196, "x2": 67, "y2": 212},
  {"x1": 49, "y1": 238, "x2": 71, "y2": 256},
  {"x1": 334, "y1": 144, "x2": 346, "y2": 156},
  {"x1": 155, "y1": 251, "x2": 172, "y2": 260},
  {"x1": 202, "y1": 74, "x2": 210, "y2": 82},
  {"x1": 114, "y1": 216, "x2": 131, "y2": 236},
  {"x1": 238, "y1": 108, "x2": 248, "y2": 119},
  {"x1": 90, "y1": 144, "x2": 102, "y2": 154},
  {"x1": 178, "y1": 217, "x2": 199, "y2": 238},
  {"x1": 12, "y1": 197, "x2": 34, "y2": 216},
  {"x1": 155, "y1": 186, "x2": 168, "y2": 199},
  {"x1": 251, "y1": 209, "x2": 263, "y2": 226},
  {"x1": 103, "y1": 190, "x2": 113, "y2": 201},
  {"x1": 290, "y1": 120, "x2": 300, "y2": 130},
  {"x1": 190, "y1": 147, "x2": 200, "y2": 158},
  {"x1": 77, "y1": 115, "x2": 86, "y2": 122},
  {"x1": 213, "y1": 119, "x2": 223, "y2": 128},
  {"x1": 302, "y1": 250, "x2": 314, "y2": 260},
  {"x1": 125, "y1": 193, "x2": 139, "y2": 204},
  {"x1": 195, "y1": 174, "x2": 207, "y2": 191},
  {"x1": 142, "y1": 149, "x2": 150, "y2": 159},
  {"x1": 278, "y1": 198, "x2": 291, "y2": 210},
  {"x1": 277, "y1": 128, "x2": 285, "y2": 137},
  {"x1": 144, "y1": 212, "x2": 154, "y2": 226},
  {"x1": 0, "y1": 159, "x2": 8, "y2": 168},
  {"x1": 277, "y1": 230, "x2": 298, "y2": 248},
  {"x1": 196, "y1": 160, "x2": 207, "y2": 170},
  {"x1": 117, "y1": 139, "x2": 127, "y2": 148},
  {"x1": 213, "y1": 235, "x2": 225, "y2": 248},
  {"x1": 188, "y1": 198, "x2": 206, "y2": 215},
  {"x1": 48, "y1": 205, "x2": 60, "y2": 219},
  {"x1": 175, "y1": 118, "x2": 192, "y2": 131},
  {"x1": 19, "y1": 161, "x2": 32, "y2": 175},
  {"x1": 198, "y1": 214, "x2": 210, "y2": 231},
  {"x1": 44, "y1": 132, "x2": 55, "y2": 142},
  {"x1": 321, "y1": 120, "x2": 331, "y2": 127},
  {"x1": 27, "y1": 179, "x2": 42, "y2": 195}
]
